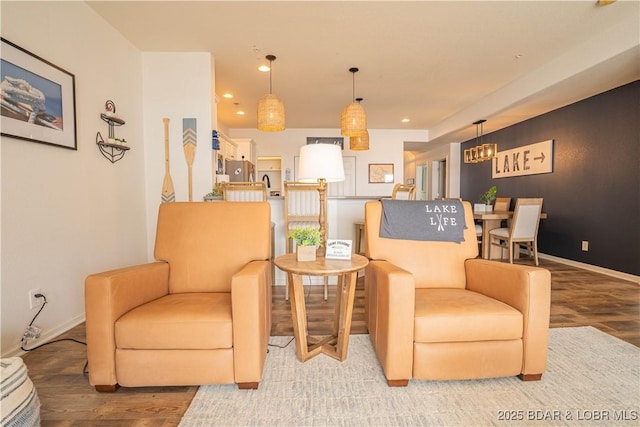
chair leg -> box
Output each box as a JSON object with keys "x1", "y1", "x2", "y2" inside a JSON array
[
  {"x1": 508, "y1": 241, "x2": 514, "y2": 264},
  {"x1": 518, "y1": 373, "x2": 542, "y2": 381},
  {"x1": 323, "y1": 276, "x2": 328, "y2": 301},
  {"x1": 387, "y1": 379, "x2": 409, "y2": 387},
  {"x1": 237, "y1": 382, "x2": 259, "y2": 390},
  {"x1": 533, "y1": 240, "x2": 539, "y2": 266}
]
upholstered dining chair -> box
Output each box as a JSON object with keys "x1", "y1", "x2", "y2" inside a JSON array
[
  {"x1": 489, "y1": 198, "x2": 544, "y2": 265},
  {"x1": 391, "y1": 183, "x2": 416, "y2": 200},
  {"x1": 283, "y1": 181, "x2": 328, "y2": 300}
]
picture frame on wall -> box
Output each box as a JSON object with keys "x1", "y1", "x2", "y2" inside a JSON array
[
  {"x1": 369, "y1": 163, "x2": 394, "y2": 183},
  {"x1": 1, "y1": 38, "x2": 77, "y2": 150}
]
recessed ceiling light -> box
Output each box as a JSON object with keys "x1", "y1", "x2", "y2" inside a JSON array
[
  {"x1": 236, "y1": 110, "x2": 245, "y2": 116},
  {"x1": 514, "y1": 53, "x2": 524, "y2": 60},
  {"x1": 223, "y1": 93, "x2": 233, "y2": 99},
  {"x1": 258, "y1": 65, "x2": 270, "y2": 72},
  {"x1": 401, "y1": 118, "x2": 410, "y2": 123}
]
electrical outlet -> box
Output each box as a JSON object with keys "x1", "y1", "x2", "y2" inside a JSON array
[
  {"x1": 28, "y1": 288, "x2": 43, "y2": 309},
  {"x1": 581, "y1": 241, "x2": 589, "y2": 252}
]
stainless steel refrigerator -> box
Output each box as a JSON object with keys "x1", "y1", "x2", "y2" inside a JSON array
[{"x1": 226, "y1": 160, "x2": 255, "y2": 182}]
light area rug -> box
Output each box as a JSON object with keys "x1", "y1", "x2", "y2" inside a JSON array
[{"x1": 180, "y1": 327, "x2": 639, "y2": 426}]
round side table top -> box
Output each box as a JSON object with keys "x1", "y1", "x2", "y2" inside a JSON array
[{"x1": 275, "y1": 253, "x2": 368, "y2": 276}]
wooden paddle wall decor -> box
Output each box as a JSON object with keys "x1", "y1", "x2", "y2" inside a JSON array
[
  {"x1": 182, "y1": 118, "x2": 197, "y2": 201},
  {"x1": 161, "y1": 118, "x2": 175, "y2": 203}
]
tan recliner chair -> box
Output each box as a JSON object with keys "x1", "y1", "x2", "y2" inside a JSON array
[
  {"x1": 85, "y1": 202, "x2": 272, "y2": 391},
  {"x1": 364, "y1": 200, "x2": 550, "y2": 386}
]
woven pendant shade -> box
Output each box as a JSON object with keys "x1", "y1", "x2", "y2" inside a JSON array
[
  {"x1": 340, "y1": 67, "x2": 367, "y2": 136},
  {"x1": 341, "y1": 103, "x2": 367, "y2": 136},
  {"x1": 257, "y1": 55, "x2": 285, "y2": 132},
  {"x1": 349, "y1": 130, "x2": 369, "y2": 151},
  {"x1": 257, "y1": 94, "x2": 285, "y2": 131}
]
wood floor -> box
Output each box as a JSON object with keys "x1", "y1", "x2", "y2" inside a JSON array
[{"x1": 20, "y1": 257, "x2": 638, "y2": 426}]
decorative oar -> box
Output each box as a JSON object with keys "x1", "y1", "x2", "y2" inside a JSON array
[
  {"x1": 182, "y1": 118, "x2": 197, "y2": 202},
  {"x1": 161, "y1": 118, "x2": 175, "y2": 203}
]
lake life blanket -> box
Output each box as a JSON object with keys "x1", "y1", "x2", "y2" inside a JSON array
[{"x1": 380, "y1": 199, "x2": 466, "y2": 243}]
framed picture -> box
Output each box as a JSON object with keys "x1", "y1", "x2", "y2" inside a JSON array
[
  {"x1": 1, "y1": 38, "x2": 77, "y2": 150},
  {"x1": 369, "y1": 163, "x2": 394, "y2": 183}
]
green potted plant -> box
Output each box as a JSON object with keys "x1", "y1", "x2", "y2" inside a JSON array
[
  {"x1": 479, "y1": 185, "x2": 497, "y2": 212},
  {"x1": 289, "y1": 227, "x2": 322, "y2": 261}
]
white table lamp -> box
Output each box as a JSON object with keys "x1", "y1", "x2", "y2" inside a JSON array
[{"x1": 298, "y1": 144, "x2": 345, "y2": 255}]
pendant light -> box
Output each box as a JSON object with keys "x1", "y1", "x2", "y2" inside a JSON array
[
  {"x1": 257, "y1": 55, "x2": 285, "y2": 132},
  {"x1": 341, "y1": 67, "x2": 367, "y2": 136},
  {"x1": 464, "y1": 119, "x2": 497, "y2": 163},
  {"x1": 349, "y1": 98, "x2": 369, "y2": 150}
]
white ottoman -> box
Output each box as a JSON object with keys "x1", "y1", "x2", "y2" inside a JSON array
[{"x1": 1, "y1": 357, "x2": 40, "y2": 427}]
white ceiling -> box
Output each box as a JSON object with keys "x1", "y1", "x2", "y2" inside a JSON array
[{"x1": 87, "y1": 0, "x2": 639, "y2": 151}]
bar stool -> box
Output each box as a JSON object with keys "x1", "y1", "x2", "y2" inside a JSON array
[{"x1": 283, "y1": 181, "x2": 328, "y2": 301}]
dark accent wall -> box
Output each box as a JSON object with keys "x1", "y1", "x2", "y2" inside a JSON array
[{"x1": 461, "y1": 81, "x2": 639, "y2": 276}]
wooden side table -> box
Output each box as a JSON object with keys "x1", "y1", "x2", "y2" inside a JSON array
[{"x1": 274, "y1": 253, "x2": 369, "y2": 362}]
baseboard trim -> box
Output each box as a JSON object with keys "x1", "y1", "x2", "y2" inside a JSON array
[
  {"x1": 539, "y1": 253, "x2": 640, "y2": 285},
  {"x1": 2, "y1": 314, "x2": 86, "y2": 358}
]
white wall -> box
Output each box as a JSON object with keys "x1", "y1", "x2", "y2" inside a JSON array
[
  {"x1": 141, "y1": 53, "x2": 213, "y2": 256},
  {"x1": 1, "y1": 2, "x2": 148, "y2": 356},
  {"x1": 229, "y1": 128, "x2": 427, "y2": 197}
]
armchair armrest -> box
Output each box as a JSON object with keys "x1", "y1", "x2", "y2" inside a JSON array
[
  {"x1": 231, "y1": 260, "x2": 272, "y2": 385},
  {"x1": 85, "y1": 262, "x2": 169, "y2": 387},
  {"x1": 465, "y1": 258, "x2": 551, "y2": 376},
  {"x1": 365, "y1": 260, "x2": 415, "y2": 384}
]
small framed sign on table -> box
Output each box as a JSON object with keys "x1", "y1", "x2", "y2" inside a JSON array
[{"x1": 325, "y1": 239, "x2": 353, "y2": 260}]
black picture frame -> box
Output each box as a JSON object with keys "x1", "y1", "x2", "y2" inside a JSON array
[{"x1": 1, "y1": 38, "x2": 77, "y2": 150}]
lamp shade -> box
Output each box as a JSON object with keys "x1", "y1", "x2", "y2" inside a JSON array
[
  {"x1": 298, "y1": 144, "x2": 345, "y2": 183},
  {"x1": 257, "y1": 94, "x2": 285, "y2": 131},
  {"x1": 349, "y1": 130, "x2": 369, "y2": 151},
  {"x1": 340, "y1": 102, "x2": 367, "y2": 136}
]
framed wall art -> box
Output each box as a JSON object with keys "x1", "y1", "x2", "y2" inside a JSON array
[
  {"x1": 368, "y1": 163, "x2": 394, "y2": 183},
  {"x1": 1, "y1": 38, "x2": 77, "y2": 150}
]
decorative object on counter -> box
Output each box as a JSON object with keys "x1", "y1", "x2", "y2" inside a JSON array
[
  {"x1": 1, "y1": 38, "x2": 77, "y2": 150},
  {"x1": 211, "y1": 129, "x2": 220, "y2": 150},
  {"x1": 96, "y1": 100, "x2": 129, "y2": 163},
  {"x1": 182, "y1": 118, "x2": 197, "y2": 201},
  {"x1": 161, "y1": 118, "x2": 175, "y2": 203},
  {"x1": 257, "y1": 54, "x2": 285, "y2": 132},
  {"x1": 289, "y1": 227, "x2": 322, "y2": 261},
  {"x1": 297, "y1": 144, "x2": 345, "y2": 257},
  {"x1": 341, "y1": 67, "x2": 367, "y2": 137},
  {"x1": 325, "y1": 239, "x2": 353, "y2": 260},
  {"x1": 464, "y1": 119, "x2": 498, "y2": 164},
  {"x1": 368, "y1": 163, "x2": 394, "y2": 183},
  {"x1": 476, "y1": 185, "x2": 497, "y2": 212}
]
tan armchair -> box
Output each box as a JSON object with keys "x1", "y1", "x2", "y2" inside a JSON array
[
  {"x1": 364, "y1": 200, "x2": 551, "y2": 386},
  {"x1": 85, "y1": 202, "x2": 272, "y2": 391}
]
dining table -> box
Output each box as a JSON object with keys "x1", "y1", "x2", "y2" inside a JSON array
[{"x1": 474, "y1": 210, "x2": 548, "y2": 259}]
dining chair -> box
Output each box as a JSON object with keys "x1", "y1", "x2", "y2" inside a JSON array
[
  {"x1": 221, "y1": 181, "x2": 268, "y2": 201},
  {"x1": 283, "y1": 181, "x2": 328, "y2": 300},
  {"x1": 494, "y1": 197, "x2": 511, "y2": 211},
  {"x1": 489, "y1": 198, "x2": 544, "y2": 265},
  {"x1": 391, "y1": 183, "x2": 416, "y2": 200},
  {"x1": 221, "y1": 181, "x2": 274, "y2": 283}
]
